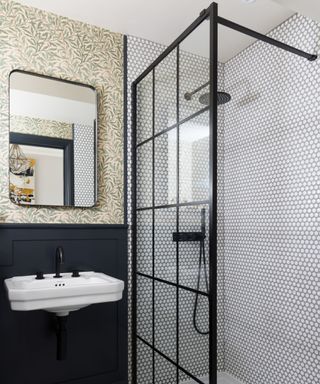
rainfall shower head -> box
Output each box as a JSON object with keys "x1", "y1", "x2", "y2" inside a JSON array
[
  {"x1": 184, "y1": 81, "x2": 231, "y2": 106},
  {"x1": 199, "y1": 91, "x2": 231, "y2": 106}
]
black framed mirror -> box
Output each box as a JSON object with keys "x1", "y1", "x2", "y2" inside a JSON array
[{"x1": 9, "y1": 70, "x2": 98, "y2": 207}]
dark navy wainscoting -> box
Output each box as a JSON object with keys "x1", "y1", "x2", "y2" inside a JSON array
[{"x1": 0, "y1": 224, "x2": 128, "y2": 384}]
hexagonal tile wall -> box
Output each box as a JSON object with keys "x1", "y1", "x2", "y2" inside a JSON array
[
  {"x1": 223, "y1": 13, "x2": 320, "y2": 384},
  {"x1": 73, "y1": 123, "x2": 95, "y2": 207}
]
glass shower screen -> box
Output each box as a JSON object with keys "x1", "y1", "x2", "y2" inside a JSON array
[{"x1": 131, "y1": 3, "x2": 219, "y2": 384}]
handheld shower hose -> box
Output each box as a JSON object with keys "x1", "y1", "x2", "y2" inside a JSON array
[{"x1": 193, "y1": 208, "x2": 209, "y2": 335}]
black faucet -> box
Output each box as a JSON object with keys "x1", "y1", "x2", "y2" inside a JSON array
[{"x1": 54, "y1": 247, "x2": 64, "y2": 278}]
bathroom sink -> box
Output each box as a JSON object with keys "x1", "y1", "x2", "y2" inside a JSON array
[{"x1": 4, "y1": 272, "x2": 124, "y2": 317}]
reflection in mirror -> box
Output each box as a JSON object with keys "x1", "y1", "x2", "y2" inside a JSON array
[{"x1": 9, "y1": 71, "x2": 97, "y2": 207}]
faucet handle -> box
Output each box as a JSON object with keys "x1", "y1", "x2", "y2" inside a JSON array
[
  {"x1": 72, "y1": 270, "x2": 80, "y2": 278},
  {"x1": 35, "y1": 271, "x2": 44, "y2": 280}
]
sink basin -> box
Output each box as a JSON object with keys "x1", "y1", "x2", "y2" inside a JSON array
[{"x1": 4, "y1": 272, "x2": 124, "y2": 316}]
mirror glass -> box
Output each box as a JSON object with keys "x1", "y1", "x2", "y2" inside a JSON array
[{"x1": 9, "y1": 71, "x2": 97, "y2": 207}]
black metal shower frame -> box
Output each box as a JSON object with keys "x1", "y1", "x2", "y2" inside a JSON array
[{"x1": 131, "y1": 3, "x2": 316, "y2": 384}]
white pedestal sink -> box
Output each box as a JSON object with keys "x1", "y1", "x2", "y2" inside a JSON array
[{"x1": 4, "y1": 271, "x2": 125, "y2": 317}]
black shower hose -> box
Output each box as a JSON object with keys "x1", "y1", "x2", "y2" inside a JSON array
[{"x1": 193, "y1": 238, "x2": 209, "y2": 335}]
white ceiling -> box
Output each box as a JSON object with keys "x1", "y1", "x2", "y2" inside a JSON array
[
  {"x1": 16, "y1": 0, "x2": 296, "y2": 62},
  {"x1": 272, "y1": 0, "x2": 320, "y2": 24}
]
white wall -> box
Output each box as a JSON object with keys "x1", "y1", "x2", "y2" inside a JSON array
[
  {"x1": 21, "y1": 145, "x2": 64, "y2": 206},
  {"x1": 10, "y1": 89, "x2": 96, "y2": 126}
]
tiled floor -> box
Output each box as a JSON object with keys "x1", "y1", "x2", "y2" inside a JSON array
[
  {"x1": 217, "y1": 372, "x2": 243, "y2": 384},
  {"x1": 181, "y1": 372, "x2": 243, "y2": 384}
]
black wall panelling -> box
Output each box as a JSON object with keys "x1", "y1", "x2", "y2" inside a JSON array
[{"x1": 0, "y1": 224, "x2": 128, "y2": 384}]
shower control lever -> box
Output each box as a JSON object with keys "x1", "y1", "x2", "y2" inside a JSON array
[
  {"x1": 201, "y1": 208, "x2": 206, "y2": 236},
  {"x1": 172, "y1": 232, "x2": 204, "y2": 242}
]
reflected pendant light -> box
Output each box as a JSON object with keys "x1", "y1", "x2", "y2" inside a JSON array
[{"x1": 9, "y1": 144, "x2": 31, "y2": 174}]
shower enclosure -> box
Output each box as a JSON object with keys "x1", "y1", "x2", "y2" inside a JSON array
[{"x1": 131, "y1": 3, "x2": 317, "y2": 384}]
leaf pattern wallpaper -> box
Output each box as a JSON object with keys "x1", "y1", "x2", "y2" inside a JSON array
[
  {"x1": 11, "y1": 115, "x2": 73, "y2": 139},
  {"x1": 0, "y1": 0, "x2": 124, "y2": 224}
]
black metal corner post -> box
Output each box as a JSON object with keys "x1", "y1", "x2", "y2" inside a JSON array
[
  {"x1": 209, "y1": 3, "x2": 218, "y2": 384},
  {"x1": 131, "y1": 81, "x2": 138, "y2": 384},
  {"x1": 176, "y1": 45, "x2": 180, "y2": 384},
  {"x1": 151, "y1": 69, "x2": 156, "y2": 384}
]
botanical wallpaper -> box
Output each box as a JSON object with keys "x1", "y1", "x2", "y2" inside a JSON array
[
  {"x1": 11, "y1": 115, "x2": 73, "y2": 139},
  {"x1": 0, "y1": 0, "x2": 124, "y2": 223}
]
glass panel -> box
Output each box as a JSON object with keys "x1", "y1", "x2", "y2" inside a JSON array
[
  {"x1": 135, "y1": 12, "x2": 212, "y2": 384},
  {"x1": 155, "y1": 130, "x2": 177, "y2": 206},
  {"x1": 137, "y1": 275, "x2": 153, "y2": 344},
  {"x1": 155, "y1": 354, "x2": 177, "y2": 384},
  {"x1": 154, "y1": 207, "x2": 177, "y2": 283},
  {"x1": 154, "y1": 281, "x2": 177, "y2": 361},
  {"x1": 179, "y1": 289, "x2": 209, "y2": 380},
  {"x1": 155, "y1": 49, "x2": 177, "y2": 134},
  {"x1": 137, "y1": 209, "x2": 153, "y2": 275},
  {"x1": 179, "y1": 112, "x2": 209, "y2": 204},
  {"x1": 179, "y1": 22, "x2": 209, "y2": 121},
  {"x1": 137, "y1": 141, "x2": 153, "y2": 208},
  {"x1": 137, "y1": 72, "x2": 153, "y2": 144},
  {"x1": 137, "y1": 340, "x2": 153, "y2": 384}
]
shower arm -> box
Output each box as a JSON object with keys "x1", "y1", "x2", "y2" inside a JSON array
[{"x1": 184, "y1": 81, "x2": 210, "y2": 100}]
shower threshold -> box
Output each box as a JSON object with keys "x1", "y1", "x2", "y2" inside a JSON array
[{"x1": 181, "y1": 372, "x2": 243, "y2": 384}]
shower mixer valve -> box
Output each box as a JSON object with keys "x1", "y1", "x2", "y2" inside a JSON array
[
  {"x1": 172, "y1": 208, "x2": 206, "y2": 242},
  {"x1": 171, "y1": 208, "x2": 209, "y2": 335}
]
